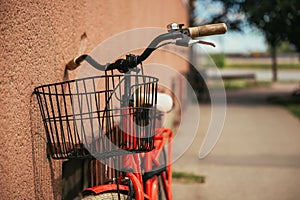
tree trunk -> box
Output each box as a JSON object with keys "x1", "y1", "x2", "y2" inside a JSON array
[{"x1": 270, "y1": 46, "x2": 278, "y2": 82}]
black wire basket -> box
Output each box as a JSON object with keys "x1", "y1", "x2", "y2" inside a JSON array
[{"x1": 34, "y1": 74, "x2": 158, "y2": 160}]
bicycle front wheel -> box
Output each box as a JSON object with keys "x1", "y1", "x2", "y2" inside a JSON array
[{"x1": 82, "y1": 192, "x2": 131, "y2": 200}]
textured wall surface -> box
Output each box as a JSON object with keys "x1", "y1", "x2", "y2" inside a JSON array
[{"x1": 0, "y1": 0, "x2": 188, "y2": 199}]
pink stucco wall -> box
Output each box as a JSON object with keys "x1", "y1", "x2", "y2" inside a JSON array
[{"x1": 0, "y1": 0, "x2": 188, "y2": 199}]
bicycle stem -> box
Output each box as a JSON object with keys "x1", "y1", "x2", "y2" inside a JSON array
[{"x1": 105, "y1": 31, "x2": 185, "y2": 73}]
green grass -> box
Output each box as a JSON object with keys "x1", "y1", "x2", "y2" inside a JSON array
[
  {"x1": 172, "y1": 171, "x2": 205, "y2": 184},
  {"x1": 285, "y1": 104, "x2": 300, "y2": 118},
  {"x1": 225, "y1": 63, "x2": 300, "y2": 69},
  {"x1": 267, "y1": 95, "x2": 300, "y2": 119},
  {"x1": 224, "y1": 80, "x2": 271, "y2": 90}
]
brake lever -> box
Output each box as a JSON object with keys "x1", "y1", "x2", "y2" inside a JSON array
[
  {"x1": 174, "y1": 37, "x2": 216, "y2": 48},
  {"x1": 188, "y1": 39, "x2": 216, "y2": 47}
]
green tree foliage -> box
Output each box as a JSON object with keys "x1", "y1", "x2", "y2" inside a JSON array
[
  {"x1": 241, "y1": 0, "x2": 300, "y2": 81},
  {"x1": 285, "y1": 1, "x2": 300, "y2": 53},
  {"x1": 193, "y1": 0, "x2": 244, "y2": 29},
  {"x1": 193, "y1": 0, "x2": 300, "y2": 82}
]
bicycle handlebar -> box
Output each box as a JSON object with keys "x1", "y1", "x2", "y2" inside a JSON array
[
  {"x1": 188, "y1": 23, "x2": 227, "y2": 38},
  {"x1": 66, "y1": 23, "x2": 227, "y2": 72}
]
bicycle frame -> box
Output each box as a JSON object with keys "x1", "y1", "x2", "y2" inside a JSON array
[
  {"x1": 144, "y1": 128, "x2": 173, "y2": 200},
  {"x1": 83, "y1": 128, "x2": 173, "y2": 200},
  {"x1": 82, "y1": 71, "x2": 172, "y2": 200}
]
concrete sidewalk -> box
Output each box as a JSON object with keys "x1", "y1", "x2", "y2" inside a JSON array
[{"x1": 172, "y1": 83, "x2": 300, "y2": 200}]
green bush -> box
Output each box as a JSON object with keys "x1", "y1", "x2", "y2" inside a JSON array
[{"x1": 210, "y1": 53, "x2": 226, "y2": 68}]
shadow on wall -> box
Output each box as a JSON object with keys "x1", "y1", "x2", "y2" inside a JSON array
[
  {"x1": 62, "y1": 159, "x2": 89, "y2": 200},
  {"x1": 31, "y1": 93, "x2": 124, "y2": 199},
  {"x1": 31, "y1": 94, "x2": 62, "y2": 199},
  {"x1": 31, "y1": 93, "x2": 89, "y2": 199}
]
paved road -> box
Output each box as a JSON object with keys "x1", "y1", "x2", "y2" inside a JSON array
[{"x1": 172, "y1": 83, "x2": 300, "y2": 200}]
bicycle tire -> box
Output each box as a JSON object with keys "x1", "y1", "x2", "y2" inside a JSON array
[{"x1": 82, "y1": 192, "x2": 131, "y2": 200}]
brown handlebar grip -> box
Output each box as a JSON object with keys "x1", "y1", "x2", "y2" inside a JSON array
[
  {"x1": 66, "y1": 54, "x2": 87, "y2": 70},
  {"x1": 66, "y1": 58, "x2": 80, "y2": 70},
  {"x1": 188, "y1": 23, "x2": 227, "y2": 38}
]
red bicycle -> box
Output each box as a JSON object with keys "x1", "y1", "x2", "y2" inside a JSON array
[{"x1": 34, "y1": 23, "x2": 226, "y2": 200}]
